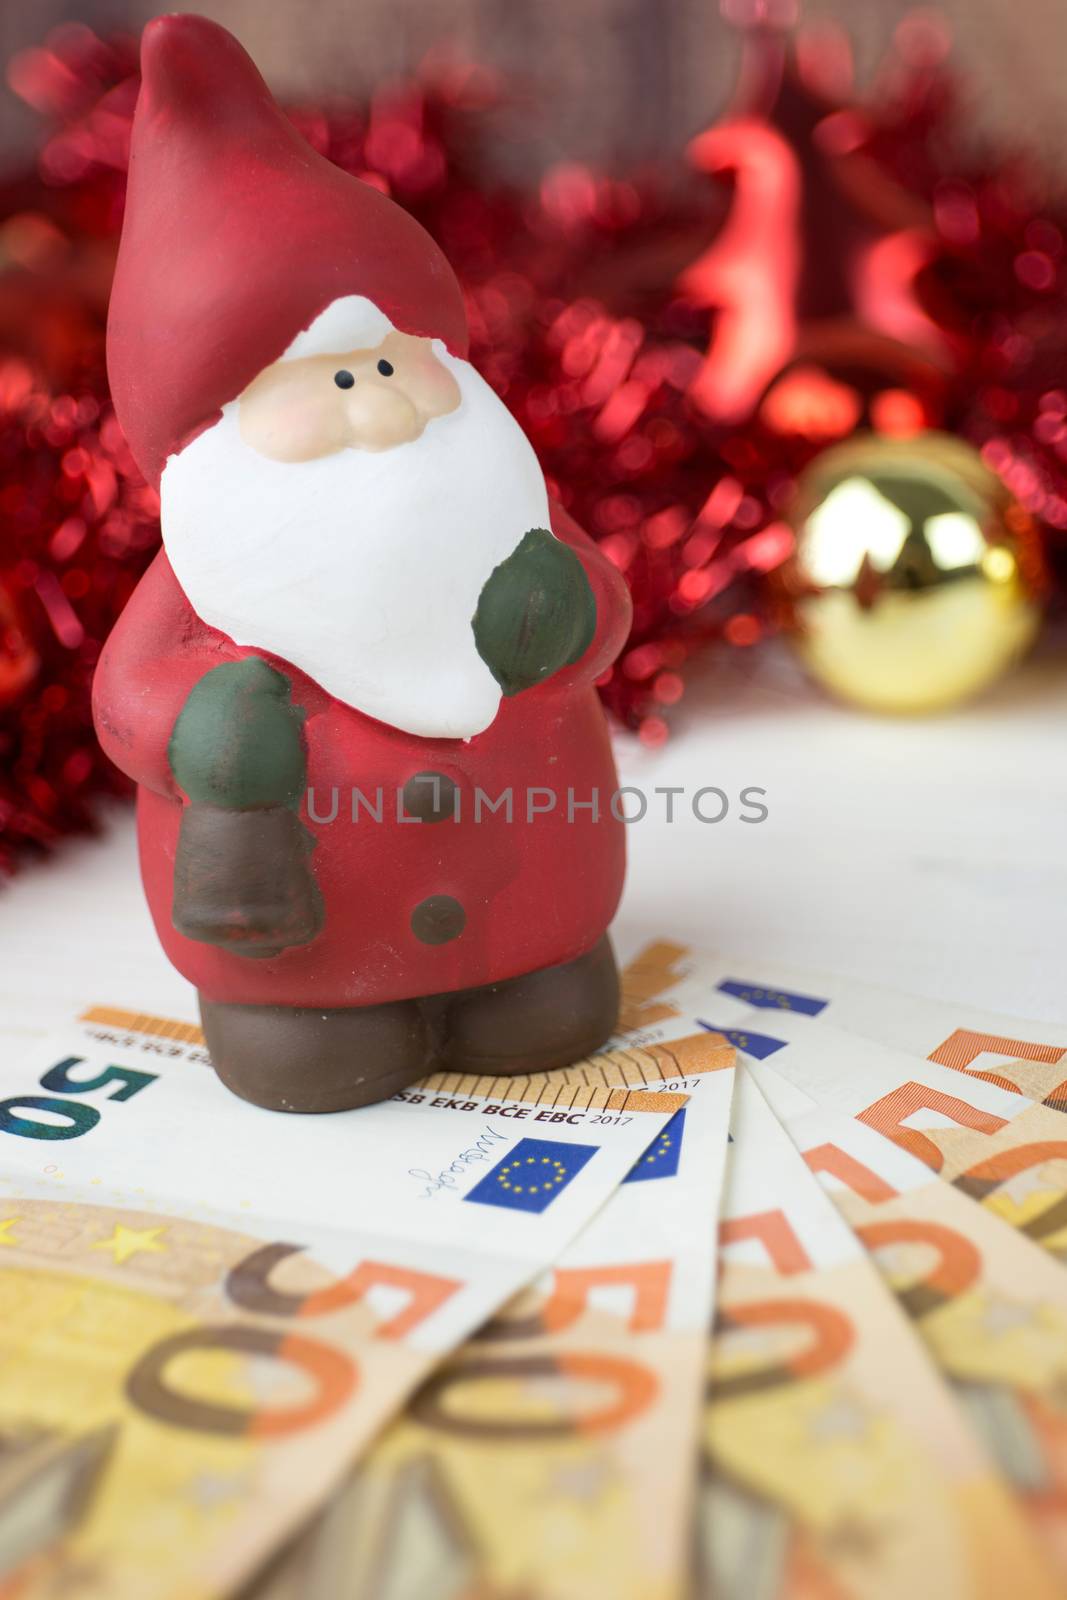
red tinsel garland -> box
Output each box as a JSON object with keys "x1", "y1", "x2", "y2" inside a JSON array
[{"x1": 1, "y1": 14, "x2": 1066, "y2": 870}]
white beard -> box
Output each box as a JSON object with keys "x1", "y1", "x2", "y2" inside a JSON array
[{"x1": 160, "y1": 346, "x2": 550, "y2": 738}]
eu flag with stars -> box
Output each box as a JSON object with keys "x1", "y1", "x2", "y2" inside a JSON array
[
  {"x1": 717, "y1": 979, "x2": 828, "y2": 1016},
  {"x1": 464, "y1": 1138, "x2": 597, "y2": 1214},
  {"x1": 624, "y1": 1108, "x2": 686, "y2": 1184},
  {"x1": 698, "y1": 1021, "x2": 787, "y2": 1060}
]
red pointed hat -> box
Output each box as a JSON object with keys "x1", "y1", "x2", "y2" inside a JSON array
[{"x1": 107, "y1": 14, "x2": 469, "y2": 487}]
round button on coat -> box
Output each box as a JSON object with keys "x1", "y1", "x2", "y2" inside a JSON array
[
  {"x1": 401, "y1": 771, "x2": 458, "y2": 824},
  {"x1": 411, "y1": 894, "x2": 466, "y2": 945}
]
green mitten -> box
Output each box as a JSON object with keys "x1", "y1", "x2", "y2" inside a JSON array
[
  {"x1": 169, "y1": 657, "x2": 306, "y2": 809},
  {"x1": 473, "y1": 528, "x2": 596, "y2": 697}
]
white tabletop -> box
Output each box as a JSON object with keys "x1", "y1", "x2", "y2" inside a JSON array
[{"x1": 2, "y1": 639, "x2": 1065, "y2": 1047}]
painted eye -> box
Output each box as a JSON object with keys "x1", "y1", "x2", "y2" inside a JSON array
[
  {"x1": 334, "y1": 370, "x2": 355, "y2": 389},
  {"x1": 377, "y1": 359, "x2": 394, "y2": 377}
]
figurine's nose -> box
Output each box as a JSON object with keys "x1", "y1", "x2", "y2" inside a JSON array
[{"x1": 343, "y1": 378, "x2": 422, "y2": 449}]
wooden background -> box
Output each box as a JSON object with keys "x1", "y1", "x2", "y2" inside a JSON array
[{"x1": 2, "y1": 0, "x2": 1067, "y2": 185}]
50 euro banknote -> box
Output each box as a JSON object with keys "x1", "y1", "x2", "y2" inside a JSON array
[
  {"x1": 623, "y1": 942, "x2": 1067, "y2": 1261},
  {"x1": 627, "y1": 943, "x2": 1067, "y2": 1581},
  {"x1": 702, "y1": 1066, "x2": 1060, "y2": 1600},
  {"x1": 247, "y1": 980, "x2": 737, "y2": 1600},
  {"x1": 0, "y1": 1003, "x2": 702, "y2": 1600},
  {"x1": 749, "y1": 1054, "x2": 1067, "y2": 1584}
]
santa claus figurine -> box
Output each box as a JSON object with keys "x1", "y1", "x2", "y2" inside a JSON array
[{"x1": 94, "y1": 15, "x2": 631, "y2": 1112}]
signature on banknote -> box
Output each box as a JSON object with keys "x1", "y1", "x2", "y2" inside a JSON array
[{"x1": 409, "y1": 1124, "x2": 510, "y2": 1199}]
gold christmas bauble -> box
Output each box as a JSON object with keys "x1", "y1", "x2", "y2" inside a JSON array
[{"x1": 780, "y1": 432, "x2": 1046, "y2": 714}]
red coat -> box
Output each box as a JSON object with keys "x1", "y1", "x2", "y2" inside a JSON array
[{"x1": 93, "y1": 506, "x2": 631, "y2": 1008}]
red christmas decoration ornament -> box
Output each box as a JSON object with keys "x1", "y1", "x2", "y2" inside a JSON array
[{"x1": 1, "y1": 9, "x2": 1066, "y2": 870}]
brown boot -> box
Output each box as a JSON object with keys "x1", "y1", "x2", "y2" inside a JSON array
[
  {"x1": 438, "y1": 936, "x2": 620, "y2": 1076},
  {"x1": 200, "y1": 937, "x2": 619, "y2": 1112},
  {"x1": 199, "y1": 994, "x2": 435, "y2": 1113}
]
